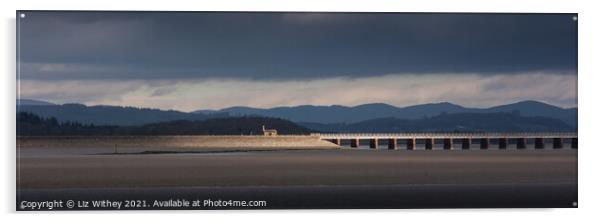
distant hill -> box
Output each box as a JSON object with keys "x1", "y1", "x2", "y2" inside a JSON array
[
  {"x1": 195, "y1": 102, "x2": 469, "y2": 123},
  {"x1": 299, "y1": 112, "x2": 576, "y2": 133},
  {"x1": 17, "y1": 103, "x2": 225, "y2": 126},
  {"x1": 487, "y1": 101, "x2": 577, "y2": 127},
  {"x1": 196, "y1": 100, "x2": 577, "y2": 126},
  {"x1": 17, "y1": 99, "x2": 577, "y2": 129},
  {"x1": 17, "y1": 99, "x2": 56, "y2": 106},
  {"x1": 17, "y1": 112, "x2": 311, "y2": 136}
]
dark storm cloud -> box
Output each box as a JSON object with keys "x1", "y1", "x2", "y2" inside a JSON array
[{"x1": 18, "y1": 11, "x2": 577, "y2": 80}]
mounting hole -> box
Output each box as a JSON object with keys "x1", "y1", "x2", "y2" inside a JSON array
[
  {"x1": 572, "y1": 201, "x2": 578, "y2": 207},
  {"x1": 20, "y1": 13, "x2": 26, "y2": 18}
]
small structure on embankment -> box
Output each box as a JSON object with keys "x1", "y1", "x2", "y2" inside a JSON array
[{"x1": 262, "y1": 125, "x2": 278, "y2": 136}]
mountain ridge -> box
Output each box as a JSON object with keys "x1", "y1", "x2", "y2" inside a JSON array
[
  {"x1": 17, "y1": 99, "x2": 577, "y2": 127},
  {"x1": 195, "y1": 100, "x2": 577, "y2": 126}
]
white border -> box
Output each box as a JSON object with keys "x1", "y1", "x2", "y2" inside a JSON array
[{"x1": 2, "y1": 0, "x2": 601, "y2": 221}]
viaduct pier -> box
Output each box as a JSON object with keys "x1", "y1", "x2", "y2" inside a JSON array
[{"x1": 316, "y1": 132, "x2": 578, "y2": 150}]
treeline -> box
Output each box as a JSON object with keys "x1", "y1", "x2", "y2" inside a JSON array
[
  {"x1": 299, "y1": 112, "x2": 576, "y2": 133},
  {"x1": 17, "y1": 103, "x2": 226, "y2": 126},
  {"x1": 17, "y1": 112, "x2": 313, "y2": 136}
]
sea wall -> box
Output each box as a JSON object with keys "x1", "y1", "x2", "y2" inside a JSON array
[{"x1": 17, "y1": 135, "x2": 340, "y2": 151}]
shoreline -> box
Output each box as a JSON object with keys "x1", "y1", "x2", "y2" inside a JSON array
[{"x1": 17, "y1": 135, "x2": 340, "y2": 150}]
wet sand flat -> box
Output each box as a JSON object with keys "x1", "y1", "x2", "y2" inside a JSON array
[
  {"x1": 19, "y1": 183, "x2": 577, "y2": 209},
  {"x1": 17, "y1": 148, "x2": 577, "y2": 209},
  {"x1": 17, "y1": 149, "x2": 577, "y2": 189}
]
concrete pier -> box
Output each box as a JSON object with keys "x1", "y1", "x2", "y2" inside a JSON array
[
  {"x1": 480, "y1": 138, "x2": 489, "y2": 149},
  {"x1": 351, "y1": 138, "x2": 359, "y2": 148},
  {"x1": 443, "y1": 138, "x2": 453, "y2": 150},
  {"x1": 571, "y1": 138, "x2": 577, "y2": 149},
  {"x1": 498, "y1": 138, "x2": 508, "y2": 149},
  {"x1": 369, "y1": 138, "x2": 379, "y2": 149},
  {"x1": 461, "y1": 138, "x2": 471, "y2": 150},
  {"x1": 388, "y1": 138, "x2": 397, "y2": 150},
  {"x1": 517, "y1": 138, "x2": 527, "y2": 149},
  {"x1": 331, "y1": 138, "x2": 341, "y2": 146},
  {"x1": 425, "y1": 138, "x2": 434, "y2": 150},
  {"x1": 553, "y1": 138, "x2": 563, "y2": 149},
  {"x1": 407, "y1": 138, "x2": 416, "y2": 150},
  {"x1": 535, "y1": 138, "x2": 545, "y2": 149}
]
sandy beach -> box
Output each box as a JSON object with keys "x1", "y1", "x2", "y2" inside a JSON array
[
  {"x1": 17, "y1": 144, "x2": 577, "y2": 209},
  {"x1": 18, "y1": 148, "x2": 577, "y2": 188}
]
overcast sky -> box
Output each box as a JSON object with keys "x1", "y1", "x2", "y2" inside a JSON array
[{"x1": 17, "y1": 11, "x2": 577, "y2": 111}]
